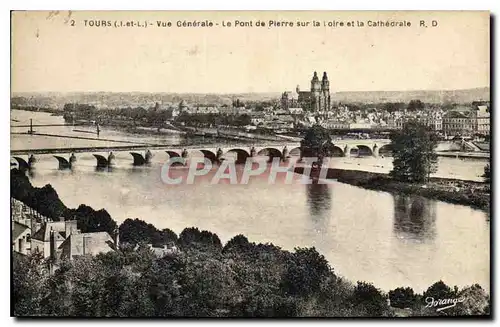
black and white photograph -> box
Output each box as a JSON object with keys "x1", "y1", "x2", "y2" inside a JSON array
[{"x1": 10, "y1": 10, "x2": 491, "y2": 318}]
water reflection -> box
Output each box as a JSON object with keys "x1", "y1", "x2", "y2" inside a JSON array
[
  {"x1": 393, "y1": 195, "x2": 437, "y2": 241},
  {"x1": 305, "y1": 182, "x2": 331, "y2": 230}
]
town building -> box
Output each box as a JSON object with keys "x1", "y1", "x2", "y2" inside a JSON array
[
  {"x1": 12, "y1": 221, "x2": 31, "y2": 255},
  {"x1": 442, "y1": 106, "x2": 487, "y2": 137},
  {"x1": 31, "y1": 220, "x2": 80, "y2": 258},
  {"x1": 320, "y1": 120, "x2": 350, "y2": 129},
  {"x1": 58, "y1": 231, "x2": 116, "y2": 260},
  {"x1": 11, "y1": 199, "x2": 119, "y2": 264},
  {"x1": 281, "y1": 71, "x2": 331, "y2": 112},
  {"x1": 416, "y1": 112, "x2": 443, "y2": 131},
  {"x1": 473, "y1": 105, "x2": 490, "y2": 136}
]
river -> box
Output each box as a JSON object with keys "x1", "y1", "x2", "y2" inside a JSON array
[{"x1": 10, "y1": 109, "x2": 490, "y2": 293}]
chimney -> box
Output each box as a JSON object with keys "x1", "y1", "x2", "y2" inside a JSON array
[
  {"x1": 113, "y1": 228, "x2": 120, "y2": 248},
  {"x1": 19, "y1": 237, "x2": 25, "y2": 254},
  {"x1": 65, "y1": 220, "x2": 78, "y2": 237},
  {"x1": 50, "y1": 230, "x2": 57, "y2": 260}
]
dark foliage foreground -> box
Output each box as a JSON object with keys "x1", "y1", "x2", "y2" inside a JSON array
[{"x1": 13, "y1": 234, "x2": 490, "y2": 317}]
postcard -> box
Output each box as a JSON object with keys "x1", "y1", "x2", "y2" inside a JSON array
[{"x1": 11, "y1": 10, "x2": 490, "y2": 318}]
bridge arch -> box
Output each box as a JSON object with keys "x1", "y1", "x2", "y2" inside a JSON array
[
  {"x1": 166, "y1": 150, "x2": 181, "y2": 159},
  {"x1": 378, "y1": 144, "x2": 393, "y2": 157},
  {"x1": 227, "y1": 149, "x2": 250, "y2": 164},
  {"x1": 93, "y1": 154, "x2": 113, "y2": 168},
  {"x1": 330, "y1": 145, "x2": 344, "y2": 157},
  {"x1": 348, "y1": 146, "x2": 359, "y2": 157},
  {"x1": 54, "y1": 155, "x2": 72, "y2": 169},
  {"x1": 257, "y1": 147, "x2": 282, "y2": 161},
  {"x1": 289, "y1": 147, "x2": 301, "y2": 156},
  {"x1": 356, "y1": 145, "x2": 373, "y2": 156},
  {"x1": 12, "y1": 156, "x2": 30, "y2": 171},
  {"x1": 199, "y1": 149, "x2": 218, "y2": 163},
  {"x1": 130, "y1": 152, "x2": 147, "y2": 166}
]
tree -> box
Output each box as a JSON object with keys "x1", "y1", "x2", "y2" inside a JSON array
[
  {"x1": 390, "y1": 120, "x2": 438, "y2": 183},
  {"x1": 388, "y1": 287, "x2": 417, "y2": 309},
  {"x1": 281, "y1": 247, "x2": 331, "y2": 298},
  {"x1": 119, "y1": 218, "x2": 177, "y2": 246},
  {"x1": 178, "y1": 227, "x2": 222, "y2": 251},
  {"x1": 422, "y1": 280, "x2": 456, "y2": 301},
  {"x1": 382, "y1": 102, "x2": 406, "y2": 113},
  {"x1": 300, "y1": 125, "x2": 334, "y2": 163},
  {"x1": 12, "y1": 252, "x2": 49, "y2": 316},
  {"x1": 407, "y1": 100, "x2": 425, "y2": 111},
  {"x1": 349, "y1": 281, "x2": 388, "y2": 316},
  {"x1": 223, "y1": 234, "x2": 251, "y2": 254},
  {"x1": 483, "y1": 164, "x2": 490, "y2": 183},
  {"x1": 67, "y1": 204, "x2": 118, "y2": 236},
  {"x1": 235, "y1": 114, "x2": 251, "y2": 126},
  {"x1": 32, "y1": 184, "x2": 68, "y2": 220}
]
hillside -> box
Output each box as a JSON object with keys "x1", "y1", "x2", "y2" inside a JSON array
[
  {"x1": 333, "y1": 87, "x2": 490, "y2": 104},
  {"x1": 11, "y1": 87, "x2": 489, "y2": 110}
]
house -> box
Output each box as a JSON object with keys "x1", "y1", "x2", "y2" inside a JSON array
[
  {"x1": 58, "y1": 232, "x2": 116, "y2": 260},
  {"x1": 30, "y1": 219, "x2": 118, "y2": 262},
  {"x1": 474, "y1": 105, "x2": 490, "y2": 136},
  {"x1": 30, "y1": 220, "x2": 79, "y2": 258},
  {"x1": 321, "y1": 120, "x2": 350, "y2": 129},
  {"x1": 443, "y1": 109, "x2": 474, "y2": 136},
  {"x1": 12, "y1": 221, "x2": 31, "y2": 255},
  {"x1": 349, "y1": 122, "x2": 373, "y2": 129},
  {"x1": 146, "y1": 243, "x2": 179, "y2": 257},
  {"x1": 288, "y1": 107, "x2": 304, "y2": 115}
]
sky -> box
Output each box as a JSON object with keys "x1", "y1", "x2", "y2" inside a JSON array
[{"x1": 11, "y1": 11, "x2": 490, "y2": 94}]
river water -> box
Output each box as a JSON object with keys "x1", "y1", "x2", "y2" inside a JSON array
[{"x1": 10, "y1": 110, "x2": 490, "y2": 293}]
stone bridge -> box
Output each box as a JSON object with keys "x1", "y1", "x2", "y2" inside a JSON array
[
  {"x1": 162, "y1": 139, "x2": 392, "y2": 163},
  {"x1": 10, "y1": 139, "x2": 392, "y2": 169}
]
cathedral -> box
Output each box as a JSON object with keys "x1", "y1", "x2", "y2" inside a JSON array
[{"x1": 281, "y1": 71, "x2": 331, "y2": 112}]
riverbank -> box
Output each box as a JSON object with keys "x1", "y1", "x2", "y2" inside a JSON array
[{"x1": 295, "y1": 167, "x2": 490, "y2": 212}]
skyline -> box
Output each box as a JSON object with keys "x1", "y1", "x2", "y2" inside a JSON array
[
  {"x1": 11, "y1": 11, "x2": 490, "y2": 94},
  {"x1": 11, "y1": 85, "x2": 490, "y2": 96}
]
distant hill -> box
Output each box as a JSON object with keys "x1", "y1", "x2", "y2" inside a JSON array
[
  {"x1": 10, "y1": 92, "x2": 281, "y2": 110},
  {"x1": 334, "y1": 87, "x2": 490, "y2": 104},
  {"x1": 11, "y1": 87, "x2": 489, "y2": 109}
]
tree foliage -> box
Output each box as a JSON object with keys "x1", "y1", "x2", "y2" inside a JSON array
[
  {"x1": 483, "y1": 164, "x2": 491, "y2": 184},
  {"x1": 389, "y1": 120, "x2": 439, "y2": 183},
  {"x1": 178, "y1": 227, "x2": 222, "y2": 251},
  {"x1": 422, "y1": 280, "x2": 456, "y2": 301},
  {"x1": 176, "y1": 112, "x2": 251, "y2": 127},
  {"x1": 407, "y1": 99, "x2": 425, "y2": 111},
  {"x1": 12, "y1": 230, "x2": 489, "y2": 318},
  {"x1": 300, "y1": 125, "x2": 334, "y2": 160},
  {"x1": 119, "y1": 218, "x2": 177, "y2": 246},
  {"x1": 11, "y1": 169, "x2": 117, "y2": 235},
  {"x1": 65, "y1": 205, "x2": 118, "y2": 236},
  {"x1": 388, "y1": 287, "x2": 417, "y2": 309},
  {"x1": 350, "y1": 281, "x2": 388, "y2": 316},
  {"x1": 11, "y1": 169, "x2": 68, "y2": 219}
]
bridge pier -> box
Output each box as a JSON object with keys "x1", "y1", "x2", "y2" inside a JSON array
[
  {"x1": 12, "y1": 155, "x2": 36, "y2": 172},
  {"x1": 344, "y1": 145, "x2": 351, "y2": 158},
  {"x1": 54, "y1": 153, "x2": 76, "y2": 170},
  {"x1": 130, "y1": 150, "x2": 153, "y2": 166},
  {"x1": 93, "y1": 152, "x2": 115, "y2": 169}
]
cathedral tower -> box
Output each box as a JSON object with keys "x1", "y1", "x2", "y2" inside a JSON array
[
  {"x1": 310, "y1": 72, "x2": 322, "y2": 111},
  {"x1": 321, "y1": 72, "x2": 331, "y2": 111}
]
